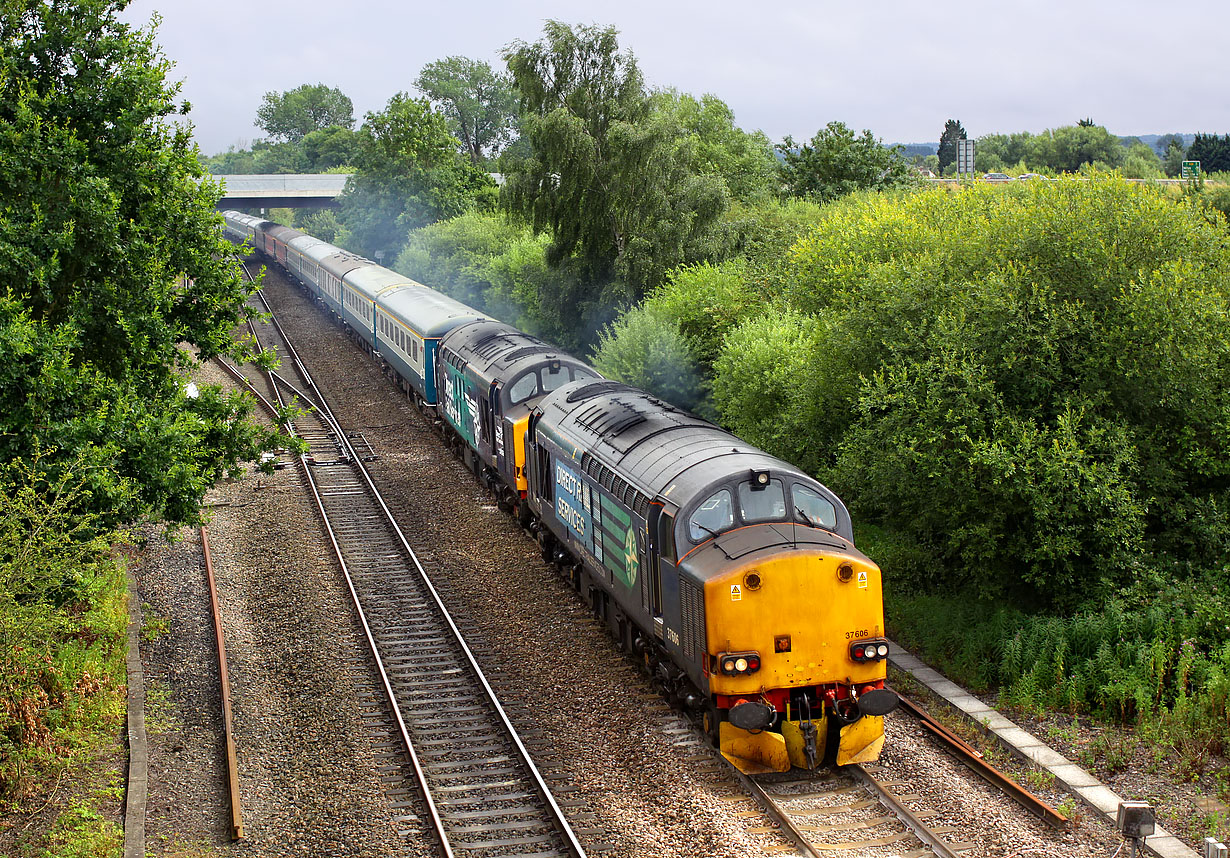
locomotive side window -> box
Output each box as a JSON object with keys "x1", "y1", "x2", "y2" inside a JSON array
[
  {"x1": 738, "y1": 478, "x2": 786, "y2": 522},
  {"x1": 792, "y1": 485, "x2": 838, "y2": 530},
  {"x1": 657, "y1": 511, "x2": 676, "y2": 563},
  {"x1": 689, "y1": 489, "x2": 733, "y2": 541}
]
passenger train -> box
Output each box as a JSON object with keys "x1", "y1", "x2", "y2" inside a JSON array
[{"x1": 223, "y1": 210, "x2": 898, "y2": 772}]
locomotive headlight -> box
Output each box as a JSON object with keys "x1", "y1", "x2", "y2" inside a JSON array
[
  {"x1": 718, "y1": 651, "x2": 762, "y2": 676},
  {"x1": 877, "y1": 644, "x2": 890, "y2": 658}
]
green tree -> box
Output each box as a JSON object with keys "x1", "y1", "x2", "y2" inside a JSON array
[
  {"x1": 776, "y1": 121, "x2": 917, "y2": 202},
  {"x1": 1187, "y1": 133, "x2": 1230, "y2": 173},
  {"x1": 0, "y1": 0, "x2": 281, "y2": 529},
  {"x1": 937, "y1": 118, "x2": 966, "y2": 174},
  {"x1": 1044, "y1": 123, "x2": 1124, "y2": 172},
  {"x1": 716, "y1": 179, "x2": 1230, "y2": 608},
  {"x1": 256, "y1": 83, "x2": 354, "y2": 143},
  {"x1": 341, "y1": 92, "x2": 495, "y2": 259},
  {"x1": 301, "y1": 124, "x2": 360, "y2": 170},
  {"x1": 503, "y1": 21, "x2": 729, "y2": 304},
  {"x1": 416, "y1": 56, "x2": 517, "y2": 166},
  {"x1": 651, "y1": 90, "x2": 778, "y2": 203}
]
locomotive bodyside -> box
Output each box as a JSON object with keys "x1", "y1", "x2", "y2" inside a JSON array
[
  {"x1": 525, "y1": 380, "x2": 896, "y2": 771},
  {"x1": 436, "y1": 320, "x2": 598, "y2": 504}
]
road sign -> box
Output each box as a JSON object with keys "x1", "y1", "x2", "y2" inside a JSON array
[
  {"x1": 1182, "y1": 160, "x2": 1201, "y2": 180},
  {"x1": 957, "y1": 139, "x2": 976, "y2": 176}
]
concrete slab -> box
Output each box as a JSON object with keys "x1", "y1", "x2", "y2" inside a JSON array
[
  {"x1": 1076, "y1": 784, "x2": 1125, "y2": 814},
  {"x1": 991, "y1": 725, "x2": 1045, "y2": 749},
  {"x1": 1050, "y1": 763, "x2": 1101, "y2": 788},
  {"x1": 1017, "y1": 744, "x2": 1070, "y2": 768}
]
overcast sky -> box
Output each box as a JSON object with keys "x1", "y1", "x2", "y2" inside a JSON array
[{"x1": 123, "y1": 0, "x2": 1228, "y2": 156}]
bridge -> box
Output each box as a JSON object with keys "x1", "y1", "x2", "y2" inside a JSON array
[{"x1": 212, "y1": 173, "x2": 352, "y2": 209}]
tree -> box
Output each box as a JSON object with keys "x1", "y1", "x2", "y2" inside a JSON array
[
  {"x1": 256, "y1": 83, "x2": 354, "y2": 143},
  {"x1": 416, "y1": 57, "x2": 517, "y2": 166},
  {"x1": 937, "y1": 119, "x2": 967, "y2": 174},
  {"x1": 341, "y1": 92, "x2": 495, "y2": 259},
  {"x1": 0, "y1": 0, "x2": 281, "y2": 530},
  {"x1": 776, "y1": 121, "x2": 917, "y2": 202},
  {"x1": 301, "y1": 124, "x2": 360, "y2": 170},
  {"x1": 1187, "y1": 133, "x2": 1230, "y2": 173},
  {"x1": 651, "y1": 90, "x2": 778, "y2": 204},
  {"x1": 1154, "y1": 133, "x2": 1186, "y2": 157},
  {"x1": 1045, "y1": 123, "x2": 1124, "y2": 172},
  {"x1": 502, "y1": 21, "x2": 728, "y2": 300}
]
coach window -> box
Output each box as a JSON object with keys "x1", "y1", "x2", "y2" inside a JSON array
[
  {"x1": 509, "y1": 372, "x2": 538, "y2": 404},
  {"x1": 738, "y1": 478, "x2": 786, "y2": 522},
  {"x1": 792, "y1": 485, "x2": 837, "y2": 531},
  {"x1": 689, "y1": 489, "x2": 733, "y2": 542}
]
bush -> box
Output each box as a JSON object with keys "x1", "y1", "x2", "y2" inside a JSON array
[
  {"x1": 724, "y1": 177, "x2": 1230, "y2": 608},
  {"x1": 0, "y1": 461, "x2": 128, "y2": 796}
]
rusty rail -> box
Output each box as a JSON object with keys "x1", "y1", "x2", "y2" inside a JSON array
[
  {"x1": 895, "y1": 691, "x2": 1069, "y2": 830},
  {"x1": 201, "y1": 526, "x2": 243, "y2": 840}
]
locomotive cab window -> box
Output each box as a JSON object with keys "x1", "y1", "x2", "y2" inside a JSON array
[
  {"x1": 542, "y1": 363, "x2": 567, "y2": 392},
  {"x1": 738, "y1": 478, "x2": 786, "y2": 522},
  {"x1": 689, "y1": 489, "x2": 733, "y2": 542},
  {"x1": 792, "y1": 484, "x2": 838, "y2": 530},
  {"x1": 509, "y1": 372, "x2": 538, "y2": 405}
]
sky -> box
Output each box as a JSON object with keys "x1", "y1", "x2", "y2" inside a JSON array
[{"x1": 123, "y1": 0, "x2": 1230, "y2": 157}]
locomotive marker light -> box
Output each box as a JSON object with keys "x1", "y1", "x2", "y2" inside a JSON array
[
  {"x1": 750, "y1": 469, "x2": 771, "y2": 489},
  {"x1": 719, "y1": 651, "x2": 761, "y2": 675},
  {"x1": 850, "y1": 638, "x2": 891, "y2": 663}
]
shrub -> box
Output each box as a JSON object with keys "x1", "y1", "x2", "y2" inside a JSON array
[
  {"x1": 0, "y1": 460, "x2": 128, "y2": 796},
  {"x1": 738, "y1": 177, "x2": 1230, "y2": 607}
]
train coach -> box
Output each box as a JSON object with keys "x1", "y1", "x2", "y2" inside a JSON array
[{"x1": 221, "y1": 210, "x2": 897, "y2": 773}]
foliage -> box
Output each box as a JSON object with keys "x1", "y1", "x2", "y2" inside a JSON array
[
  {"x1": 341, "y1": 92, "x2": 496, "y2": 259},
  {"x1": 416, "y1": 56, "x2": 517, "y2": 166},
  {"x1": 651, "y1": 90, "x2": 779, "y2": 204},
  {"x1": 937, "y1": 118, "x2": 966, "y2": 174},
  {"x1": 776, "y1": 121, "x2": 918, "y2": 202},
  {"x1": 0, "y1": 0, "x2": 283, "y2": 530},
  {"x1": 502, "y1": 20, "x2": 729, "y2": 298},
  {"x1": 393, "y1": 211, "x2": 594, "y2": 350},
  {"x1": 1120, "y1": 140, "x2": 1165, "y2": 179},
  {"x1": 1187, "y1": 133, "x2": 1230, "y2": 173},
  {"x1": 591, "y1": 306, "x2": 705, "y2": 413},
  {"x1": 255, "y1": 82, "x2": 354, "y2": 143},
  {"x1": 0, "y1": 462, "x2": 127, "y2": 797},
  {"x1": 888, "y1": 574, "x2": 1230, "y2": 764},
  {"x1": 712, "y1": 178, "x2": 1230, "y2": 609}
]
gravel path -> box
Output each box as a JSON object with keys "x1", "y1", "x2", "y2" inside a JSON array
[{"x1": 134, "y1": 364, "x2": 412, "y2": 857}]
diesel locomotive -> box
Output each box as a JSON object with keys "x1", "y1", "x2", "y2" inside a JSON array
[{"x1": 223, "y1": 210, "x2": 898, "y2": 772}]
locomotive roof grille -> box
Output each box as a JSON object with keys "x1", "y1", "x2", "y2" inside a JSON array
[{"x1": 566, "y1": 380, "x2": 627, "y2": 402}]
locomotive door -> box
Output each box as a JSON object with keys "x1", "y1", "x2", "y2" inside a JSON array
[
  {"x1": 645, "y1": 504, "x2": 671, "y2": 618},
  {"x1": 480, "y1": 383, "x2": 498, "y2": 465}
]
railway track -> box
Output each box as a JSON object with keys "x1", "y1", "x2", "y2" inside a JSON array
[
  {"x1": 219, "y1": 269, "x2": 588, "y2": 858},
  {"x1": 737, "y1": 764, "x2": 973, "y2": 857}
]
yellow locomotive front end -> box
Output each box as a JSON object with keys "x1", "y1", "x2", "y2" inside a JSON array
[{"x1": 703, "y1": 547, "x2": 897, "y2": 772}]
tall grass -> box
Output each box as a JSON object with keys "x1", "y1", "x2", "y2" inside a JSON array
[
  {"x1": 0, "y1": 460, "x2": 129, "y2": 796},
  {"x1": 888, "y1": 572, "x2": 1230, "y2": 769}
]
